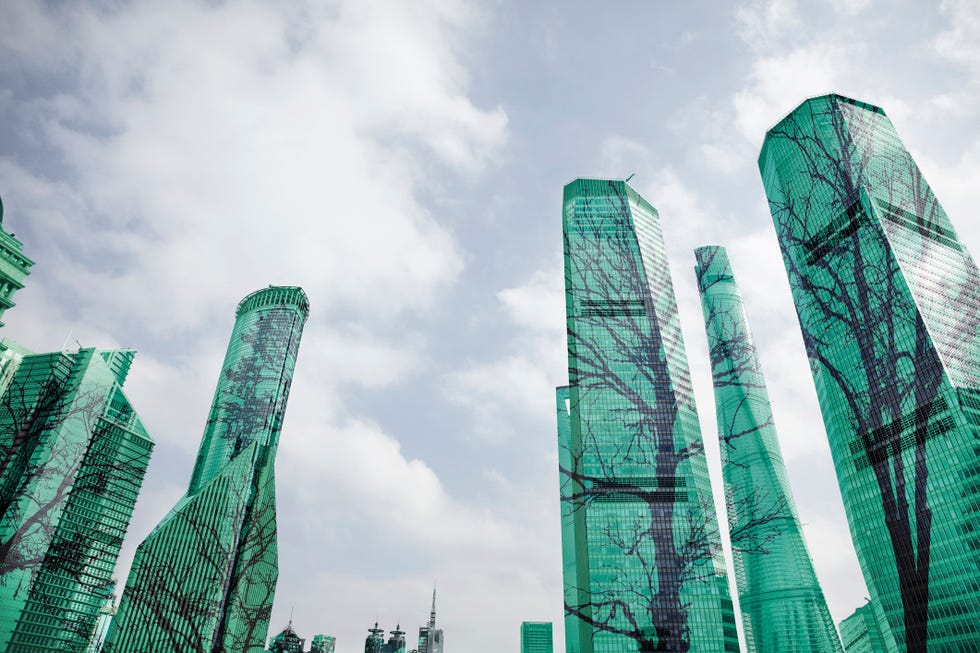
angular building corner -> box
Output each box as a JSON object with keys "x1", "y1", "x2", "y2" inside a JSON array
[
  {"x1": 557, "y1": 178, "x2": 739, "y2": 653},
  {"x1": 759, "y1": 93, "x2": 980, "y2": 650},
  {"x1": 0, "y1": 341, "x2": 153, "y2": 652},
  {"x1": 108, "y1": 285, "x2": 309, "y2": 653},
  {"x1": 695, "y1": 245, "x2": 842, "y2": 652}
]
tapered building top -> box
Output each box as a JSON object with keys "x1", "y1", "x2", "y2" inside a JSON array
[
  {"x1": 188, "y1": 285, "x2": 309, "y2": 494},
  {"x1": 696, "y1": 245, "x2": 842, "y2": 653},
  {"x1": 558, "y1": 179, "x2": 738, "y2": 653}
]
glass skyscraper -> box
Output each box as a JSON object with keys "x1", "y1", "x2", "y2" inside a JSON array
[
  {"x1": 760, "y1": 93, "x2": 980, "y2": 650},
  {"x1": 695, "y1": 245, "x2": 841, "y2": 652},
  {"x1": 0, "y1": 343, "x2": 153, "y2": 652},
  {"x1": 520, "y1": 621, "x2": 553, "y2": 653},
  {"x1": 108, "y1": 286, "x2": 309, "y2": 652},
  {"x1": 839, "y1": 600, "x2": 895, "y2": 653},
  {"x1": 557, "y1": 178, "x2": 739, "y2": 653},
  {"x1": 0, "y1": 194, "x2": 34, "y2": 328}
]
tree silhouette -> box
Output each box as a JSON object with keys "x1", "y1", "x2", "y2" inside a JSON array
[
  {"x1": 0, "y1": 348, "x2": 152, "y2": 652},
  {"x1": 761, "y1": 96, "x2": 980, "y2": 651}
]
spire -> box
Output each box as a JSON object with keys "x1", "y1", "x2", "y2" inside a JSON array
[{"x1": 428, "y1": 586, "x2": 437, "y2": 631}]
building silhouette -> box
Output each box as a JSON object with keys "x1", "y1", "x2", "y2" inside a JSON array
[
  {"x1": 0, "y1": 194, "x2": 34, "y2": 327},
  {"x1": 696, "y1": 245, "x2": 842, "y2": 652},
  {"x1": 108, "y1": 286, "x2": 309, "y2": 652},
  {"x1": 0, "y1": 343, "x2": 153, "y2": 652},
  {"x1": 268, "y1": 620, "x2": 305, "y2": 652},
  {"x1": 520, "y1": 621, "x2": 553, "y2": 653},
  {"x1": 416, "y1": 587, "x2": 443, "y2": 653},
  {"x1": 760, "y1": 93, "x2": 980, "y2": 650},
  {"x1": 556, "y1": 178, "x2": 739, "y2": 653}
]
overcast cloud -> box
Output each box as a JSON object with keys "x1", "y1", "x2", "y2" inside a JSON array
[{"x1": 2, "y1": 1, "x2": 980, "y2": 652}]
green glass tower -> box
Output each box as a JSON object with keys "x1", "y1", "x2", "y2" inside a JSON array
[
  {"x1": 695, "y1": 245, "x2": 842, "y2": 653},
  {"x1": 0, "y1": 194, "x2": 35, "y2": 327},
  {"x1": 0, "y1": 342, "x2": 153, "y2": 652},
  {"x1": 108, "y1": 286, "x2": 309, "y2": 653},
  {"x1": 557, "y1": 178, "x2": 739, "y2": 653},
  {"x1": 759, "y1": 94, "x2": 980, "y2": 651},
  {"x1": 839, "y1": 600, "x2": 894, "y2": 653},
  {"x1": 311, "y1": 634, "x2": 337, "y2": 653},
  {"x1": 520, "y1": 621, "x2": 553, "y2": 653}
]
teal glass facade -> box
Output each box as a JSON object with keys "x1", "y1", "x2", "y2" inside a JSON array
[
  {"x1": 760, "y1": 94, "x2": 980, "y2": 651},
  {"x1": 557, "y1": 178, "x2": 739, "y2": 653},
  {"x1": 108, "y1": 286, "x2": 309, "y2": 653},
  {"x1": 840, "y1": 600, "x2": 895, "y2": 653},
  {"x1": 520, "y1": 621, "x2": 553, "y2": 653},
  {"x1": 695, "y1": 245, "x2": 842, "y2": 653},
  {"x1": 0, "y1": 343, "x2": 153, "y2": 652},
  {"x1": 0, "y1": 194, "x2": 34, "y2": 328}
]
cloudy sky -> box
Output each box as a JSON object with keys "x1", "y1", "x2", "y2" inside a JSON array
[{"x1": 2, "y1": 0, "x2": 980, "y2": 651}]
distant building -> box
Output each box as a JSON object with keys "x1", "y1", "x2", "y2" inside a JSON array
[
  {"x1": 85, "y1": 590, "x2": 117, "y2": 653},
  {"x1": 310, "y1": 634, "x2": 336, "y2": 653},
  {"x1": 365, "y1": 623, "x2": 385, "y2": 653},
  {"x1": 0, "y1": 343, "x2": 153, "y2": 652},
  {"x1": 520, "y1": 622, "x2": 553, "y2": 653},
  {"x1": 840, "y1": 600, "x2": 895, "y2": 653},
  {"x1": 0, "y1": 194, "x2": 34, "y2": 327},
  {"x1": 268, "y1": 620, "x2": 305, "y2": 653}
]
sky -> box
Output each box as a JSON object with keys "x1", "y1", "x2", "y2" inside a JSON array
[{"x1": 2, "y1": 0, "x2": 980, "y2": 651}]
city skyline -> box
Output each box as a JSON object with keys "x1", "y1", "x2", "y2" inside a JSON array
[{"x1": 2, "y1": 2, "x2": 980, "y2": 651}]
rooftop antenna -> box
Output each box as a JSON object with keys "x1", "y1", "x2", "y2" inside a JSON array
[{"x1": 60, "y1": 330, "x2": 73, "y2": 353}]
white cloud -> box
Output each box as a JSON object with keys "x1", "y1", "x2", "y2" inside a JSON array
[
  {"x1": 732, "y1": 44, "x2": 847, "y2": 145},
  {"x1": 0, "y1": 0, "x2": 507, "y2": 337},
  {"x1": 735, "y1": 0, "x2": 802, "y2": 52},
  {"x1": 936, "y1": 0, "x2": 980, "y2": 72}
]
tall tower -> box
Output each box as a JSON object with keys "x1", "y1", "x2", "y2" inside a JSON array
[
  {"x1": 109, "y1": 286, "x2": 309, "y2": 652},
  {"x1": 0, "y1": 343, "x2": 153, "y2": 652},
  {"x1": 695, "y1": 245, "x2": 842, "y2": 652},
  {"x1": 0, "y1": 194, "x2": 35, "y2": 327},
  {"x1": 759, "y1": 93, "x2": 980, "y2": 650},
  {"x1": 557, "y1": 178, "x2": 739, "y2": 653}
]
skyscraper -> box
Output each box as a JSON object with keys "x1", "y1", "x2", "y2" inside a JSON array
[
  {"x1": 0, "y1": 194, "x2": 34, "y2": 327},
  {"x1": 695, "y1": 245, "x2": 842, "y2": 652},
  {"x1": 0, "y1": 342, "x2": 153, "y2": 652},
  {"x1": 417, "y1": 587, "x2": 443, "y2": 653},
  {"x1": 311, "y1": 633, "x2": 337, "y2": 653},
  {"x1": 557, "y1": 178, "x2": 739, "y2": 653},
  {"x1": 759, "y1": 93, "x2": 980, "y2": 650},
  {"x1": 520, "y1": 621, "x2": 553, "y2": 653},
  {"x1": 108, "y1": 286, "x2": 309, "y2": 652}
]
